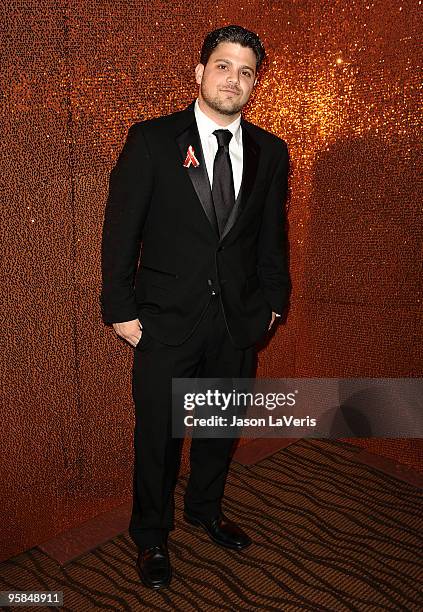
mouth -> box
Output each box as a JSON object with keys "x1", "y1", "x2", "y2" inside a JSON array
[{"x1": 220, "y1": 89, "x2": 240, "y2": 95}]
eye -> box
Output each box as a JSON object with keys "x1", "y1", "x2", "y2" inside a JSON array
[
  {"x1": 218, "y1": 64, "x2": 227, "y2": 69},
  {"x1": 242, "y1": 71, "x2": 252, "y2": 78}
]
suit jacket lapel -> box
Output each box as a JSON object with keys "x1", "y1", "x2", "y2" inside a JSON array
[
  {"x1": 175, "y1": 101, "x2": 260, "y2": 242},
  {"x1": 221, "y1": 121, "x2": 260, "y2": 240},
  {"x1": 175, "y1": 114, "x2": 219, "y2": 238}
]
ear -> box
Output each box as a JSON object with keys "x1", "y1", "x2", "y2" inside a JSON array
[{"x1": 195, "y1": 63, "x2": 204, "y2": 85}]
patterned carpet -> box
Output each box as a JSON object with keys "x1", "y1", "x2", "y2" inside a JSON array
[{"x1": 1, "y1": 439, "x2": 422, "y2": 611}]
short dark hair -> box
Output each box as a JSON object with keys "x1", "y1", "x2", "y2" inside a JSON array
[{"x1": 200, "y1": 25, "x2": 266, "y2": 74}]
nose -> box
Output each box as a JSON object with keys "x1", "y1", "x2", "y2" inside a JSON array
[{"x1": 226, "y1": 69, "x2": 239, "y2": 85}]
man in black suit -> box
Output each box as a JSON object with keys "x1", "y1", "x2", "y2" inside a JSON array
[{"x1": 101, "y1": 25, "x2": 290, "y2": 589}]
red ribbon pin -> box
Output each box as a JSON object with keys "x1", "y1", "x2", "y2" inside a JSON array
[{"x1": 183, "y1": 145, "x2": 200, "y2": 168}]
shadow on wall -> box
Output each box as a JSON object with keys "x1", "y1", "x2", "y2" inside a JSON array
[
  {"x1": 307, "y1": 135, "x2": 421, "y2": 308},
  {"x1": 298, "y1": 135, "x2": 422, "y2": 376}
]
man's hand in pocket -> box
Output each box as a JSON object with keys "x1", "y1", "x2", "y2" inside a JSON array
[
  {"x1": 268, "y1": 312, "x2": 277, "y2": 331},
  {"x1": 112, "y1": 319, "x2": 142, "y2": 348}
]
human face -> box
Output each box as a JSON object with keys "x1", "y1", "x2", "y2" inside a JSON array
[{"x1": 195, "y1": 42, "x2": 258, "y2": 123}]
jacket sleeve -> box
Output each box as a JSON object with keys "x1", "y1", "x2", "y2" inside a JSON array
[
  {"x1": 100, "y1": 123, "x2": 153, "y2": 324},
  {"x1": 257, "y1": 140, "x2": 291, "y2": 315}
]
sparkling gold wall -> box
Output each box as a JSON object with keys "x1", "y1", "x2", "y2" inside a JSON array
[{"x1": 1, "y1": 1, "x2": 421, "y2": 559}]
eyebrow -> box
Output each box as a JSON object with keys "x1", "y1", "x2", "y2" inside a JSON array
[{"x1": 213, "y1": 58, "x2": 255, "y2": 73}]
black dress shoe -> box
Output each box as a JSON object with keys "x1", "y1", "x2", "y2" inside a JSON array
[
  {"x1": 183, "y1": 511, "x2": 252, "y2": 550},
  {"x1": 136, "y1": 544, "x2": 172, "y2": 589}
]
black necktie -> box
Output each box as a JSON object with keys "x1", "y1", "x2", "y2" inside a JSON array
[{"x1": 212, "y1": 129, "x2": 235, "y2": 237}]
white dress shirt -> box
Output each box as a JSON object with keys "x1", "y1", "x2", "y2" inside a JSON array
[{"x1": 194, "y1": 98, "x2": 243, "y2": 199}]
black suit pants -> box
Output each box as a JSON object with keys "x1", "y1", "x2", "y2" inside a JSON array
[{"x1": 129, "y1": 294, "x2": 255, "y2": 549}]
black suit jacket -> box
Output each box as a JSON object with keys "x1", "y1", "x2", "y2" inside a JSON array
[{"x1": 100, "y1": 100, "x2": 290, "y2": 349}]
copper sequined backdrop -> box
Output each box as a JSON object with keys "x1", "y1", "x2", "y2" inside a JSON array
[{"x1": 1, "y1": 1, "x2": 421, "y2": 560}]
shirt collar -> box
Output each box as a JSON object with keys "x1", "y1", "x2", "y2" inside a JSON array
[{"x1": 194, "y1": 98, "x2": 242, "y2": 145}]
